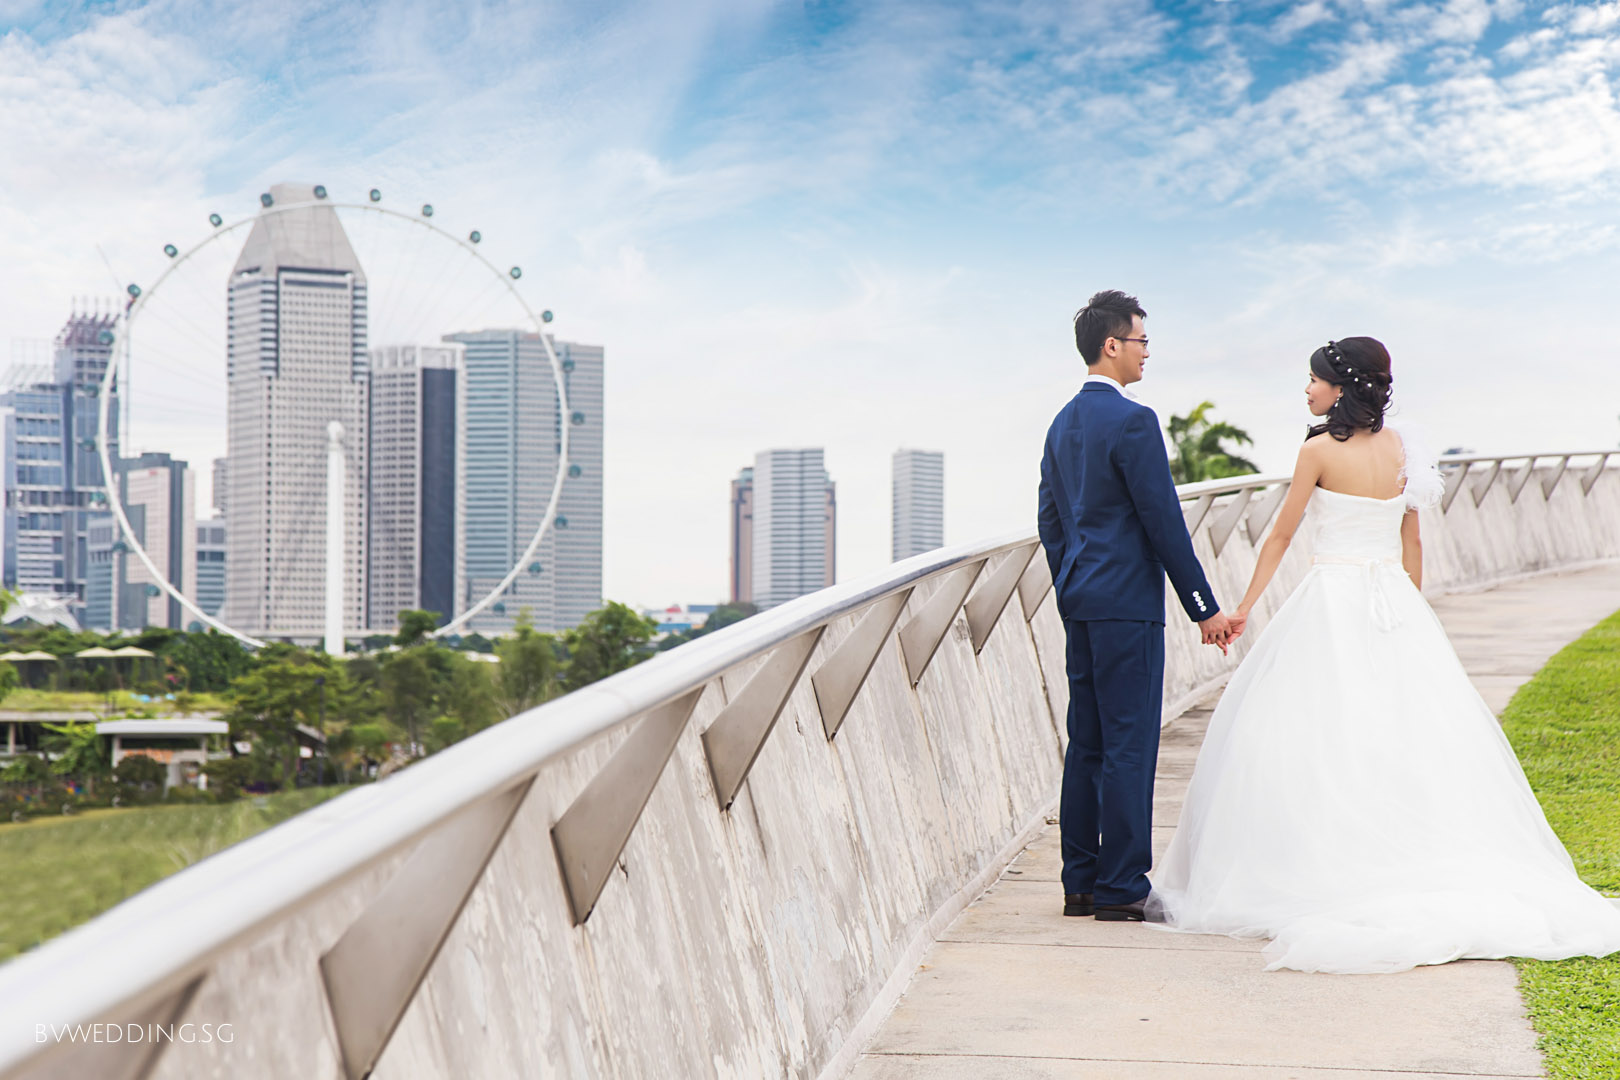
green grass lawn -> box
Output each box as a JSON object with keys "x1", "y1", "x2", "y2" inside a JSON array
[
  {"x1": 1501, "y1": 608, "x2": 1620, "y2": 1079},
  {"x1": 1, "y1": 689, "x2": 230, "y2": 714},
  {"x1": 0, "y1": 787, "x2": 349, "y2": 961}
]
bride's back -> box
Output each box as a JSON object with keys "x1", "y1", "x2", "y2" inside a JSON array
[{"x1": 1310, "y1": 427, "x2": 1407, "y2": 501}]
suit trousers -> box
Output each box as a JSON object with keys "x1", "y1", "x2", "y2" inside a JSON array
[{"x1": 1060, "y1": 618, "x2": 1165, "y2": 905}]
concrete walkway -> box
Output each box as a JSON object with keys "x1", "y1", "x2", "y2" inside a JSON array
[{"x1": 848, "y1": 563, "x2": 1620, "y2": 1080}]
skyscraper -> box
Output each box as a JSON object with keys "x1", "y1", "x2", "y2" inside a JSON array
[
  {"x1": 749, "y1": 448, "x2": 835, "y2": 610},
  {"x1": 445, "y1": 331, "x2": 603, "y2": 634},
  {"x1": 195, "y1": 517, "x2": 226, "y2": 619},
  {"x1": 121, "y1": 453, "x2": 196, "y2": 629},
  {"x1": 1, "y1": 308, "x2": 121, "y2": 610},
  {"x1": 84, "y1": 453, "x2": 196, "y2": 631},
  {"x1": 892, "y1": 448, "x2": 944, "y2": 561},
  {"x1": 729, "y1": 466, "x2": 753, "y2": 604},
  {"x1": 367, "y1": 344, "x2": 459, "y2": 630},
  {"x1": 222, "y1": 182, "x2": 369, "y2": 638}
]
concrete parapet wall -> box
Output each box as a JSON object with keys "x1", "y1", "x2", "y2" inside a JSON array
[{"x1": 6, "y1": 462, "x2": 1615, "y2": 1080}]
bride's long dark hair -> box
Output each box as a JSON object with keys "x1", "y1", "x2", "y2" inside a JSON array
[{"x1": 1306, "y1": 336, "x2": 1392, "y2": 442}]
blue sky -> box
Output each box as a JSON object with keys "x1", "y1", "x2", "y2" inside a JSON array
[{"x1": 2, "y1": 0, "x2": 1618, "y2": 607}]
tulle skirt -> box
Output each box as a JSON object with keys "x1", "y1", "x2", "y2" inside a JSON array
[{"x1": 1152, "y1": 560, "x2": 1620, "y2": 973}]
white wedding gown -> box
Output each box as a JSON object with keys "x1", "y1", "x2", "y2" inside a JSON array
[{"x1": 1153, "y1": 435, "x2": 1620, "y2": 973}]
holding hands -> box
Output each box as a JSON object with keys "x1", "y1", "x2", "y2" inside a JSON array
[{"x1": 1199, "y1": 609, "x2": 1246, "y2": 655}]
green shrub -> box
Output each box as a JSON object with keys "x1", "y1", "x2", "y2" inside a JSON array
[{"x1": 113, "y1": 755, "x2": 166, "y2": 806}]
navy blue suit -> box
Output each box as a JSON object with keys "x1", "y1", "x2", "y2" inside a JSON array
[{"x1": 1038, "y1": 381, "x2": 1219, "y2": 905}]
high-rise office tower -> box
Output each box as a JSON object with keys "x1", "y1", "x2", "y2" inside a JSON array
[
  {"x1": 222, "y1": 182, "x2": 368, "y2": 638},
  {"x1": 122, "y1": 453, "x2": 196, "y2": 629},
  {"x1": 892, "y1": 448, "x2": 944, "y2": 561},
  {"x1": 85, "y1": 453, "x2": 196, "y2": 630},
  {"x1": 195, "y1": 517, "x2": 226, "y2": 618},
  {"x1": 1, "y1": 308, "x2": 121, "y2": 609},
  {"x1": 729, "y1": 467, "x2": 753, "y2": 604},
  {"x1": 367, "y1": 344, "x2": 459, "y2": 630},
  {"x1": 445, "y1": 331, "x2": 603, "y2": 634},
  {"x1": 211, "y1": 457, "x2": 228, "y2": 515},
  {"x1": 551, "y1": 340, "x2": 604, "y2": 630},
  {"x1": 748, "y1": 448, "x2": 836, "y2": 610}
]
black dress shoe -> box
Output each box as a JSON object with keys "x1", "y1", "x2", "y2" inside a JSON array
[
  {"x1": 1063, "y1": 893, "x2": 1095, "y2": 917},
  {"x1": 1094, "y1": 895, "x2": 1165, "y2": 923}
]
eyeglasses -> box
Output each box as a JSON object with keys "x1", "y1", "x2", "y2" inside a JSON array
[{"x1": 1113, "y1": 336, "x2": 1148, "y2": 347}]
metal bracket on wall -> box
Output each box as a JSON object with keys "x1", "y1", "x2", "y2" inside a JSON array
[
  {"x1": 899, "y1": 560, "x2": 986, "y2": 687},
  {"x1": 1541, "y1": 456, "x2": 1570, "y2": 499},
  {"x1": 964, "y1": 544, "x2": 1038, "y2": 653},
  {"x1": 1244, "y1": 482, "x2": 1290, "y2": 545},
  {"x1": 812, "y1": 590, "x2": 911, "y2": 740},
  {"x1": 1582, "y1": 453, "x2": 1611, "y2": 496},
  {"x1": 551, "y1": 687, "x2": 705, "y2": 925},
  {"x1": 322, "y1": 778, "x2": 534, "y2": 1080},
  {"x1": 1441, "y1": 462, "x2": 1471, "y2": 513},
  {"x1": 703, "y1": 627, "x2": 825, "y2": 809},
  {"x1": 1506, "y1": 458, "x2": 1538, "y2": 503},
  {"x1": 1207, "y1": 488, "x2": 1254, "y2": 558},
  {"x1": 1181, "y1": 493, "x2": 1215, "y2": 534},
  {"x1": 1470, "y1": 460, "x2": 1502, "y2": 507},
  {"x1": 1016, "y1": 554, "x2": 1052, "y2": 622}
]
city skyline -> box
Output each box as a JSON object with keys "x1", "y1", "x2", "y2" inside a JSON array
[{"x1": 5, "y1": 2, "x2": 1620, "y2": 608}]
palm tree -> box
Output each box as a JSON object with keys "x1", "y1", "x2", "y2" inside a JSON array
[{"x1": 1166, "y1": 402, "x2": 1260, "y2": 484}]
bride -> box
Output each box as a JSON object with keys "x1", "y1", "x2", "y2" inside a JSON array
[{"x1": 1151, "y1": 337, "x2": 1620, "y2": 974}]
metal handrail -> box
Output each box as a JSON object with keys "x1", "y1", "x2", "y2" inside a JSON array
[{"x1": 0, "y1": 446, "x2": 1612, "y2": 1078}]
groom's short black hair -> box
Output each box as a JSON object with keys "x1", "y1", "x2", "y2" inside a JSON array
[{"x1": 1074, "y1": 290, "x2": 1146, "y2": 366}]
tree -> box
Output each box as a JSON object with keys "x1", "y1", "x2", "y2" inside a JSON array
[
  {"x1": 561, "y1": 602, "x2": 659, "y2": 692},
  {"x1": 1166, "y1": 402, "x2": 1260, "y2": 484},
  {"x1": 394, "y1": 610, "x2": 441, "y2": 647},
  {"x1": 41, "y1": 721, "x2": 111, "y2": 798},
  {"x1": 378, "y1": 647, "x2": 435, "y2": 756},
  {"x1": 493, "y1": 611, "x2": 561, "y2": 715},
  {"x1": 222, "y1": 649, "x2": 356, "y2": 788},
  {"x1": 157, "y1": 630, "x2": 253, "y2": 692}
]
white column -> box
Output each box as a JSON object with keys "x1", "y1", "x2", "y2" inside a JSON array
[{"x1": 325, "y1": 421, "x2": 347, "y2": 657}]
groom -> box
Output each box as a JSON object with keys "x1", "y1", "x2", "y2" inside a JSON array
[{"x1": 1037, "y1": 290, "x2": 1232, "y2": 922}]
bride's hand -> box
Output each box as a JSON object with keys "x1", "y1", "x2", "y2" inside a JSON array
[{"x1": 1228, "y1": 608, "x2": 1249, "y2": 641}]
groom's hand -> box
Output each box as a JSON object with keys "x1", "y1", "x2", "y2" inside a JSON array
[{"x1": 1199, "y1": 612, "x2": 1232, "y2": 655}]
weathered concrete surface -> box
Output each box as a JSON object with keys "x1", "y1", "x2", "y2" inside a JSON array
[
  {"x1": 847, "y1": 562, "x2": 1620, "y2": 1080},
  {"x1": 111, "y1": 469, "x2": 1616, "y2": 1080}
]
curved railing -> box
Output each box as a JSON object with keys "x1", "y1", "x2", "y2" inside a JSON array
[{"x1": 0, "y1": 449, "x2": 1613, "y2": 1080}]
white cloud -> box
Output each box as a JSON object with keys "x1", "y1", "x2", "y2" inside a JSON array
[{"x1": 5, "y1": 0, "x2": 1620, "y2": 608}]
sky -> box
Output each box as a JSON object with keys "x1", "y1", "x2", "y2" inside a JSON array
[{"x1": 2, "y1": 0, "x2": 1618, "y2": 611}]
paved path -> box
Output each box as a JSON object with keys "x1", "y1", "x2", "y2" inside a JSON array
[{"x1": 848, "y1": 563, "x2": 1620, "y2": 1080}]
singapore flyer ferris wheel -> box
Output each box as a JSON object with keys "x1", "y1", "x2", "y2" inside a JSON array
[{"x1": 99, "y1": 182, "x2": 571, "y2": 650}]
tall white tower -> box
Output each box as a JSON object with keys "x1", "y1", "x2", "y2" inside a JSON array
[{"x1": 222, "y1": 182, "x2": 369, "y2": 638}]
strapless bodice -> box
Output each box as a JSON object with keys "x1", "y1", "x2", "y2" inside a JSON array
[{"x1": 1307, "y1": 487, "x2": 1407, "y2": 562}]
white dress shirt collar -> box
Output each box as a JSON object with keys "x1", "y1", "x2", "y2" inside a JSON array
[{"x1": 1083, "y1": 372, "x2": 1138, "y2": 400}]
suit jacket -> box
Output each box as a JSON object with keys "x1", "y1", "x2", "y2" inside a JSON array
[{"x1": 1038, "y1": 382, "x2": 1218, "y2": 625}]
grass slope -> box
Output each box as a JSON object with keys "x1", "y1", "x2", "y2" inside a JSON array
[
  {"x1": 0, "y1": 787, "x2": 348, "y2": 961},
  {"x1": 1501, "y1": 608, "x2": 1620, "y2": 1079}
]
